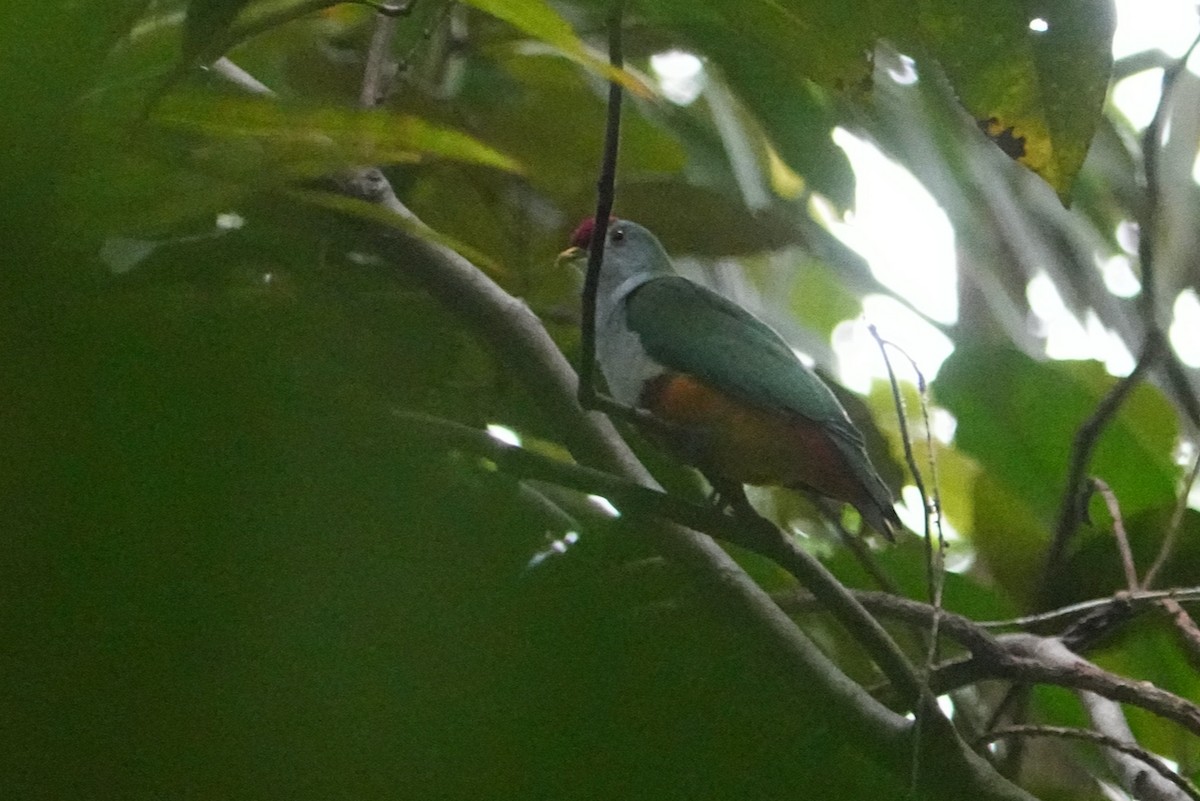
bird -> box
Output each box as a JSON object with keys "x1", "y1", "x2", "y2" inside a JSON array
[{"x1": 560, "y1": 216, "x2": 901, "y2": 540}]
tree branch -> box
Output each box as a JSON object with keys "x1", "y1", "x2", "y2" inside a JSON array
[
  {"x1": 1090, "y1": 478, "x2": 1140, "y2": 591},
  {"x1": 990, "y1": 633, "x2": 1200, "y2": 739},
  {"x1": 1008, "y1": 637, "x2": 1195, "y2": 801},
  {"x1": 980, "y1": 587, "x2": 1200, "y2": 634},
  {"x1": 1039, "y1": 332, "x2": 1164, "y2": 608},
  {"x1": 978, "y1": 725, "x2": 1199, "y2": 801},
  {"x1": 390, "y1": 409, "x2": 933, "y2": 708},
  {"x1": 780, "y1": 589, "x2": 1200, "y2": 739}
]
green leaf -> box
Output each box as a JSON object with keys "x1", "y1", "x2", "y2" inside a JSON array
[
  {"x1": 936, "y1": 345, "x2": 1177, "y2": 526},
  {"x1": 458, "y1": 0, "x2": 652, "y2": 95},
  {"x1": 970, "y1": 469, "x2": 1055, "y2": 602},
  {"x1": 611, "y1": 180, "x2": 805, "y2": 256},
  {"x1": 633, "y1": 0, "x2": 860, "y2": 208},
  {"x1": 936, "y1": 345, "x2": 1178, "y2": 601},
  {"x1": 154, "y1": 93, "x2": 522, "y2": 175},
  {"x1": 915, "y1": 0, "x2": 1116, "y2": 202},
  {"x1": 463, "y1": 51, "x2": 683, "y2": 195},
  {"x1": 183, "y1": 0, "x2": 254, "y2": 60},
  {"x1": 790, "y1": 258, "x2": 861, "y2": 339}
]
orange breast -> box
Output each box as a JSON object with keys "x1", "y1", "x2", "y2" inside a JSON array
[{"x1": 641, "y1": 373, "x2": 867, "y2": 507}]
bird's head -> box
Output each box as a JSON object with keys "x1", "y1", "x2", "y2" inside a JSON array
[{"x1": 557, "y1": 217, "x2": 674, "y2": 285}]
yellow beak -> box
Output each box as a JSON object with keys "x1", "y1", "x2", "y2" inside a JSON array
[{"x1": 556, "y1": 245, "x2": 585, "y2": 266}]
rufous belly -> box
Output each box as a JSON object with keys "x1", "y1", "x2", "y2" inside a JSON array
[{"x1": 640, "y1": 372, "x2": 867, "y2": 507}]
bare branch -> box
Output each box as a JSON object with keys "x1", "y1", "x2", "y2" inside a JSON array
[
  {"x1": 978, "y1": 725, "x2": 1198, "y2": 801},
  {"x1": 780, "y1": 589, "x2": 1200, "y2": 739},
  {"x1": 1017, "y1": 637, "x2": 1194, "y2": 801},
  {"x1": 980, "y1": 587, "x2": 1200, "y2": 632},
  {"x1": 995, "y1": 633, "x2": 1200, "y2": 739},
  {"x1": 1089, "y1": 478, "x2": 1140, "y2": 591}
]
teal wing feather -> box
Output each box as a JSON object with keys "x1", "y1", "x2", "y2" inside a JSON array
[
  {"x1": 626, "y1": 276, "x2": 857, "y2": 435},
  {"x1": 625, "y1": 276, "x2": 896, "y2": 521}
]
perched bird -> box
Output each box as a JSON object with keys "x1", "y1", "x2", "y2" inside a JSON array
[{"x1": 561, "y1": 216, "x2": 901, "y2": 540}]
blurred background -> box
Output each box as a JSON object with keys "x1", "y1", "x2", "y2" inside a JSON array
[{"x1": 2, "y1": 1, "x2": 1199, "y2": 798}]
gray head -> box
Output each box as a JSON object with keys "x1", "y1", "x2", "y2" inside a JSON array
[{"x1": 565, "y1": 217, "x2": 675, "y2": 297}]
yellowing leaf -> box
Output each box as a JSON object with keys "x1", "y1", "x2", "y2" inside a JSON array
[
  {"x1": 457, "y1": 0, "x2": 652, "y2": 96},
  {"x1": 917, "y1": 0, "x2": 1116, "y2": 202},
  {"x1": 154, "y1": 94, "x2": 522, "y2": 174}
]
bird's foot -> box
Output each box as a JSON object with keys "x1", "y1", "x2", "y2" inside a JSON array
[{"x1": 706, "y1": 476, "x2": 756, "y2": 520}]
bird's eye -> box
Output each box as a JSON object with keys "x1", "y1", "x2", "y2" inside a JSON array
[{"x1": 611, "y1": 227, "x2": 626, "y2": 243}]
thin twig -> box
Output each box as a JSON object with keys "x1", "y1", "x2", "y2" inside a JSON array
[
  {"x1": 977, "y1": 725, "x2": 1200, "y2": 801},
  {"x1": 1143, "y1": 447, "x2": 1200, "y2": 589},
  {"x1": 1039, "y1": 332, "x2": 1164, "y2": 608},
  {"x1": 867, "y1": 328, "x2": 935, "y2": 581},
  {"x1": 979, "y1": 587, "x2": 1200, "y2": 631},
  {"x1": 866, "y1": 325, "x2": 950, "y2": 791},
  {"x1": 868, "y1": 327, "x2": 946, "y2": 654},
  {"x1": 1089, "y1": 478, "x2": 1140, "y2": 591},
  {"x1": 578, "y1": 1, "x2": 625, "y2": 408},
  {"x1": 1161, "y1": 598, "x2": 1200, "y2": 667}
]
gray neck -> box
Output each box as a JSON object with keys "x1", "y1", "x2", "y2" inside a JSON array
[{"x1": 591, "y1": 270, "x2": 665, "y2": 408}]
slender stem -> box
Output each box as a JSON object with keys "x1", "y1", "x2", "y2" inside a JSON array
[
  {"x1": 1143, "y1": 447, "x2": 1200, "y2": 589},
  {"x1": 979, "y1": 587, "x2": 1200, "y2": 631},
  {"x1": 1038, "y1": 332, "x2": 1163, "y2": 608},
  {"x1": 578, "y1": 1, "x2": 624, "y2": 407},
  {"x1": 1089, "y1": 478, "x2": 1140, "y2": 591},
  {"x1": 869, "y1": 327, "x2": 947, "y2": 662}
]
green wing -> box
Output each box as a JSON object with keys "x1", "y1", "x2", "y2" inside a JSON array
[
  {"x1": 626, "y1": 275, "x2": 861, "y2": 440},
  {"x1": 626, "y1": 276, "x2": 896, "y2": 521}
]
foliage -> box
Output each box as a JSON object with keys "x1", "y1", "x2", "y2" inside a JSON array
[{"x1": 3, "y1": 1, "x2": 1199, "y2": 799}]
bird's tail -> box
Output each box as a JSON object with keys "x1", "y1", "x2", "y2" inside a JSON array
[{"x1": 854, "y1": 498, "x2": 901, "y2": 542}]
